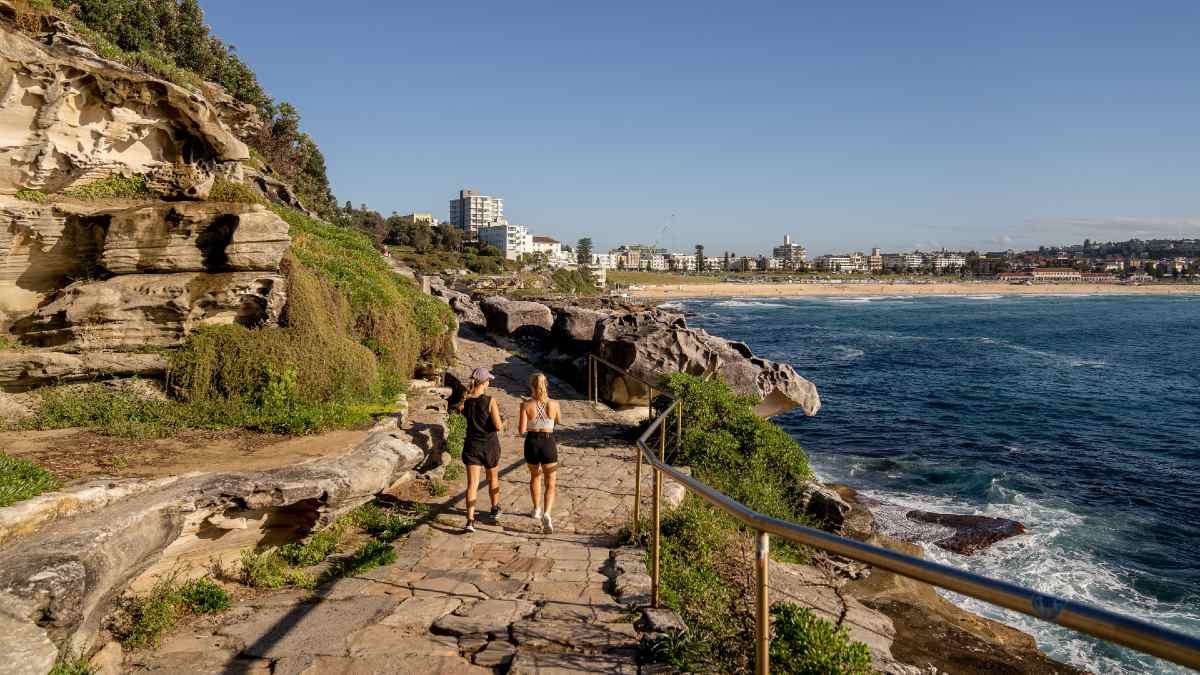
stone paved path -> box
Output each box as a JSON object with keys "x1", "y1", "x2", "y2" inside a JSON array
[{"x1": 135, "y1": 334, "x2": 654, "y2": 674}]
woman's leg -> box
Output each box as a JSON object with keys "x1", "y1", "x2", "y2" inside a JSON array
[
  {"x1": 527, "y1": 464, "x2": 543, "y2": 512},
  {"x1": 486, "y1": 466, "x2": 501, "y2": 510},
  {"x1": 542, "y1": 464, "x2": 558, "y2": 516},
  {"x1": 465, "y1": 464, "x2": 482, "y2": 522}
]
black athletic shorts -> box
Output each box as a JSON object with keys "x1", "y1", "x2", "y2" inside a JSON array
[
  {"x1": 523, "y1": 432, "x2": 558, "y2": 465},
  {"x1": 462, "y1": 434, "x2": 501, "y2": 468}
]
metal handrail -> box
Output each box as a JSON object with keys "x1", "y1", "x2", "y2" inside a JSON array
[{"x1": 587, "y1": 354, "x2": 1200, "y2": 674}]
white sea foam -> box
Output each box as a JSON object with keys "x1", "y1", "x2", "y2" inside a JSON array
[
  {"x1": 712, "y1": 299, "x2": 789, "y2": 309},
  {"x1": 831, "y1": 345, "x2": 865, "y2": 361},
  {"x1": 1071, "y1": 359, "x2": 1108, "y2": 368},
  {"x1": 658, "y1": 301, "x2": 686, "y2": 310},
  {"x1": 853, "y1": 485, "x2": 1197, "y2": 674},
  {"x1": 964, "y1": 294, "x2": 1002, "y2": 300}
]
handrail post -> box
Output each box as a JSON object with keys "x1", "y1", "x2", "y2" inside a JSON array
[
  {"x1": 648, "y1": 386, "x2": 655, "y2": 423},
  {"x1": 633, "y1": 441, "x2": 642, "y2": 538},
  {"x1": 651, "y1": 418, "x2": 667, "y2": 608},
  {"x1": 756, "y1": 530, "x2": 770, "y2": 675},
  {"x1": 676, "y1": 400, "x2": 682, "y2": 452}
]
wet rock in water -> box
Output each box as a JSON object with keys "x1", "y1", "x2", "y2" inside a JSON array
[
  {"x1": 479, "y1": 296, "x2": 552, "y2": 340},
  {"x1": 904, "y1": 511, "x2": 1026, "y2": 555},
  {"x1": 591, "y1": 309, "x2": 821, "y2": 417}
]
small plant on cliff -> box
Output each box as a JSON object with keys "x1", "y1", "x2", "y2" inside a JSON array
[
  {"x1": 446, "y1": 413, "x2": 466, "y2": 459},
  {"x1": 62, "y1": 174, "x2": 153, "y2": 200},
  {"x1": 770, "y1": 604, "x2": 872, "y2": 675},
  {"x1": 14, "y1": 188, "x2": 47, "y2": 203},
  {"x1": 48, "y1": 659, "x2": 95, "y2": 675},
  {"x1": 0, "y1": 453, "x2": 61, "y2": 508}
]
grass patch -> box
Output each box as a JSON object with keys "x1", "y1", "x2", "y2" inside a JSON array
[
  {"x1": 239, "y1": 502, "x2": 421, "y2": 590},
  {"x1": 771, "y1": 604, "x2": 872, "y2": 674},
  {"x1": 14, "y1": 188, "x2": 46, "y2": 203},
  {"x1": 550, "y1": 267, "x2": 600, "y2": 295},
  {"x1": 10, "y1": 381, "x2": 387, "y2": 438},
  {"x1": 446, "y1": 413, "x2": 466, "y2": 459},
  {"x1": 0, "y1": 453, "x2": 61, "y2": 508},
  {"x1": 428, "y1": 479, "x2": 448, "y2": 497},
  {"x1": 109, "y1": 574, "x2": 230, "y2": 649},
  {"x1": 48, "y1": 659, "x2": 94, "y2": 675},
  {"x1": 208, "y1": 176, "x2": 266, "y2": 205},
  {"x1": 443, "y1": 461, "x2": 464, "y2": 482},
  {"x1": 62, "y1": 174, "x2": 153, "y2": 200}
]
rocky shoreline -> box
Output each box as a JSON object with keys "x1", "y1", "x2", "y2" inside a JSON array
[{"x1": 433, "y1": 280, "x2": 1085, "y2": 674}]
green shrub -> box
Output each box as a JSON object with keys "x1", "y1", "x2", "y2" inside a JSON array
[
  {"x1": 177, "y1": 576, "x2": 231, "y2": 614},
  {"x1": 639, "y1": 629, "x2": 706, "y2": 672},
  {"x1": 208, "y1": 176, "x2": 265, "y2": 205},
  {"x1": 278, "y1": 519, "x2": 349, "y2": 567},
  {"x1": 350, "y1": 503, "x2": 421, "y2": 543},
  {"x1": 443, "y1": 461, "x2": 464, "y2": 482},
  {"x1": 428, "y1": 479, "x2": 448, "y2": 497},
  {"x1": 239, "y1": 548, "x2": 313, "y2": 590},
  {"x1": 0, "y1": 453, "x2": 61, "y2": 507},
  {"x1": 109, "y1": 573, "x2": 230, "y2": 649},
  {"x1": 323, "y1": 539, "x2": 396, "y2": 581},
  {"x1": 770, "y1": 604, "x2": 873, "y2": 675},
  {"x1": 550, "y1": 268, "x2": 599, "y2": 295},
  {"x1": 14, "y1": 188, "x2": 46, "y2": 203},
  {"x1": 446, "y1": 413, "x2": 466, "y2": 459},
  {"x1": 48, "y1": 658, "x2": 94, "y2": 675},
  {"x1": 62, "y1": 174, "x2": 153, "y2": 200}
]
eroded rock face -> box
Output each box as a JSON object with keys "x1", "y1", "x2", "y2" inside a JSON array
[
  {"x1": 15, "y1": 271, "x2": 285, "y2": 350},
  {"x1": 432, "y1": 285, "x2": 484, "y2": 327},
  {"x1": 0, "y1": 349, "x2": 167, "y2": 391},
  {"x1": 550, "y1": 306, "x2": 610, "y2": 353},
  {"x1": 100, "y1": 202, "x2": 290, "y2": 274},
  {"x1": 592, "y1": 309, "x2": 821, "y2": 417},
  {"x1": 480, "y1": 296, "x2": 552, "y2": 339},
  {"x1": 0, "y1": 18, "x2": 248, "y2": 198}
]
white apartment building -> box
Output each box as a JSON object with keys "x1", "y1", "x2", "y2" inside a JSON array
[
  {"x1": 668, "y1": 253, "x2": 696, "y2": 272},
  {"x1": 704, "y1": 256, "x2": 726, "y2": 271},
  {"x1": 591, "y1": 253, "x2": 616, "y2": 270},
  {"x1": 1032, "y1": 267, "x2": 1082, "y2": 282},
  {"x1": 816, "y1": 252, "x2": 867, "y2": 273},
  {"x1": 931, "y1": 253, "x2": 967, "y2": 271},
  {"x1": 646, "y1": 254, "x2": 669, "y2": 271},
  {"x1": 883, "y1": 252, "x2": 925, "y2": 271},
  {"x1": 478, "y1": 223, "x2": 531, "y2": 260},
  {"x1": 867, "y1": 247, "x2": 883, "y2": 273},
  {"x1": 449, "y1": 189, "x2": 505, "y2": 236},
  {"x1": 772, "y1": 235, "x2": 808, "y2": 269}
]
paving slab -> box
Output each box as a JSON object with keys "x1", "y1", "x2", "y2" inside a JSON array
[{"x1": 218, "y1": 596, "x2": 399, "y2": 659}]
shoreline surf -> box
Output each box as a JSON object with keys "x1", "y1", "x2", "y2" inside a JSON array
[{"x1": 629, "y1": 281, "x2": 1200, "y2": 300}]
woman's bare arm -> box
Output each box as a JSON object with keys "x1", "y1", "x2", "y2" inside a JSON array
[
  {"x1": 552, "y1": 400, "x2": 562, "y2": 425},
  {"x1": 489, "y1": 398, "x2": 505, "y2": 432},
  {"x1": 518, "y1": 401, "x2": 529, "y2": 435}
]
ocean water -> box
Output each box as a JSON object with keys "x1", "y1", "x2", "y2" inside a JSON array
[{"x1": 682, "y1": 294, "x2": 1200, "y2": 674}]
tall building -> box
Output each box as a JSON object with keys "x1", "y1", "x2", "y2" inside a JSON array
[
  {"x1": 449, "y1": 189, "x2": 505, "y2": 236},
  {"x1": 772, "y1": 235, "x2": 808, "y2": 269},
  {"x1": 478, "y1": 223, "x2": 531, "y2": 260},
  {"x1": 867, "y1": 247, "x2": 883, "y2": 273}
]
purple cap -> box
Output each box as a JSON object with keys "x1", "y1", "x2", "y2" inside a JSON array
[{"x1": 471, "y1": 367, "x2": 494, "y2": 381}]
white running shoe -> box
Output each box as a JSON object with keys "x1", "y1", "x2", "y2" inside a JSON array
[
  {"x1": 532, "y1": 508, "x2": 543, "y2": 521},
  {"x1": 542, "y1": 513, "x2": 554, "y2": 534},
  {"x1": 464, "y1": 520, "x2": 476, "y2": 533}
]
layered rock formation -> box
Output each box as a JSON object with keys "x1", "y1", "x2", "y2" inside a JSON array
[
  {"x1": 1, "y1": 198, "x2": 289, "y2": 386},
  {"x1": 0, "y1": 5, "x2": 249, "y2": 198},
  {"x1": 592, "y1": 308, "x2": 822, "y2": 417},
  {"x1": 479, "y1": 296, "x2": 553, "y2": 339}
]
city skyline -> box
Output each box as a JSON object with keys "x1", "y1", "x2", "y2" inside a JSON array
[{"x1": 204, "y1": 1, "x2": 1200, "y2": 255}]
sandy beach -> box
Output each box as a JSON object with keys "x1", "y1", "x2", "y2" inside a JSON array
[{"x1": 629, "y1": 281, "x2": 1200, "y2": 300}]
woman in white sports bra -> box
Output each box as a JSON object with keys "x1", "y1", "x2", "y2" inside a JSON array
[{"x1": 519, "y1": 373, "x2": 561, "y2": 533}]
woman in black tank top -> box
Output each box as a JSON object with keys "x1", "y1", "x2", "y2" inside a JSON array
[{"x1": 456, "y1": 367, "x2": 504, "y2": 533}]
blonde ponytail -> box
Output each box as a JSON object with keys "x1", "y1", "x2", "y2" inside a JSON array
[
  {"x1": 529, "y1": 373, "x2": 549, "y2": 403},
  {"x1": 456, "y1": 377, "x2": 484, "y2": 412}
]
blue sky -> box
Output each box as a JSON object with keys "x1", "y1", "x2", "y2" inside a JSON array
[{"x1": 204, "y1": 1, "x2": 1200, "y2": 256}]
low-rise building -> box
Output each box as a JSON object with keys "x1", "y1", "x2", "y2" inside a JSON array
[
  {"x1": 883, "y1": 252, "x2": 924, "y2": 271},
  {"x1": 397, "y1": 212, "x2": 439, "y2": 227},
  {"x1": 1032, "y1": 267, "x2": 1082, "y2": 282},
  {"x1": 478, "y1": 223, "x2": 531, "y2": 260},
  {"x1": 816, "y1": 252, "x2": 867, "y2": 273},
  {"x1": 867, "y1": 247, "x2": 883, "y2": 273},
  {"x1": 591, "y1": 253, "x2": 616, "y2": 270},
  {"x1": 931, "y1": 253, "x2": 966, "y2": 272}
]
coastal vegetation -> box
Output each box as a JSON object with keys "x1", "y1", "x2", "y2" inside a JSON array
[
  {"x1": 630, "y1": 373, "x2": 869, "y2": 673},
  {"x1": 0, "y1": 453, "x2": 61, "y2": 507},
  {"x1": 109, "y1": 574, "x2": 230, "y2": 649},
  {"x1": 8, "y1": 204, "x2": 456, "y2": 438}
]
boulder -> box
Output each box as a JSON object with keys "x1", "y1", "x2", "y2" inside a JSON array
[
  {"x1": 0, "y1": 13, "x2": 247, "y2": 198},
  {"x1": 432, "y1": 285, "x2": 484, "y2": 327},
  {"x1": 0, "y1": 593, "x2": 56, "y2": 675},
  {"x1": 592, "y1": 309, "x2": 821, "y2": 417},
  {"x1": 100, "y1": 202, "x2": 290, "y2": 274},
  {"x1": 797, "y1": 481, "x2": 852, "y2": 532},
  {"x1": 479, "y1": 296, "x2": 552, "y2": 339},
  {"x1": 904, "y1": 511, "x2": 1026, "y2": 555},
  {"x1": 550, "y1": 306, "x2": 610, "y2": 353},
  {"x1": 15, "y1": 271, "x2": 285, "y2": 351},
  {"x1": 0, "y1": 349, "x2": 167, "y2": 391}
]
